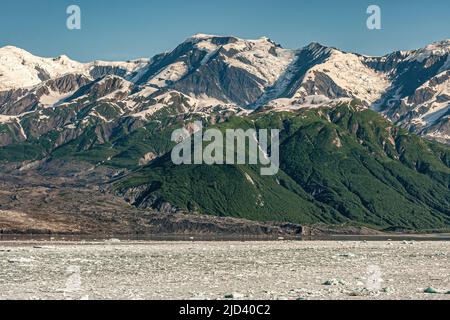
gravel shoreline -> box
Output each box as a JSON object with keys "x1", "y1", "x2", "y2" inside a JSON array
[{"x1": 1, "y1": 241, "x2": 449, "y2": 300}]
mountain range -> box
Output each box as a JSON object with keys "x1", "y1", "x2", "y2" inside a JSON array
[
  {"x1": 1, "y1": 35, "x2": 449, "y2": 147},
  {"x1": 0, "y1": 35, "x2": 449, "y2": 232}
]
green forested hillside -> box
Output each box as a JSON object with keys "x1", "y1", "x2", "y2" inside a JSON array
[{"x1": 114, "y1": 103, "x2": 450, "y2": 230}]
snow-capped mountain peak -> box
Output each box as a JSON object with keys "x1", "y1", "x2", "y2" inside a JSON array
[
  {"x1": 0, "y1": 46, "x2": 85, "y2": 91},
  {"x1": 0, "y1": 45, "x2": 150, "y2": 92},
  {"x1": 405, "y1": 39, "x2": 450, "y2": 63},
  {"x1": 187, "y1": 33, "x2": 222, "y2": 41}
]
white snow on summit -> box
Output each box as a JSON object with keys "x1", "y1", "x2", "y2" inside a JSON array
[
  {"x1": 295, "y1": 49, "x2": 391, "y2": 104},
  {"x1": 0, "y1": 46, "x2": 149, "y2": 91},
  {"x1": 0, "y1": 46, "x2": 85, "y2": 90},
  {"x1": 405, "y1": 40, "x2": 450, "y2": 63},
  {"x1": 222, "y1": 37, "x2": 296, "y2": 86},
  {"x1": 188, "y1": 35, "x2": 297, "y2": 87}
]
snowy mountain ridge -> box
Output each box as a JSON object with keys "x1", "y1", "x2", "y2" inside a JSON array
[
  {"x1": 0, "y1": 45, "x2": 148, "y2": 91},
  {"x1": 0, "y1": 35, "x2": 449, "y2": 144}
]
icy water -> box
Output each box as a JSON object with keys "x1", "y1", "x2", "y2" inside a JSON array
[
  {"x1": 1, "y1": 240, "x2": 450, "y2": 300},
  {"x1": 1, "y1": 233, "x2": 450, "y2": 242}
]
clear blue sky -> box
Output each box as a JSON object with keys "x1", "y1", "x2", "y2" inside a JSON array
[{"x1": 1, "y1": 0, "x2": 449, "y2": 62}]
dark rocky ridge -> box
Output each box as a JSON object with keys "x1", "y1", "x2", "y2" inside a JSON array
[{"x1": 0, "y1": 160, "x2": 308, "y2": 237}]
